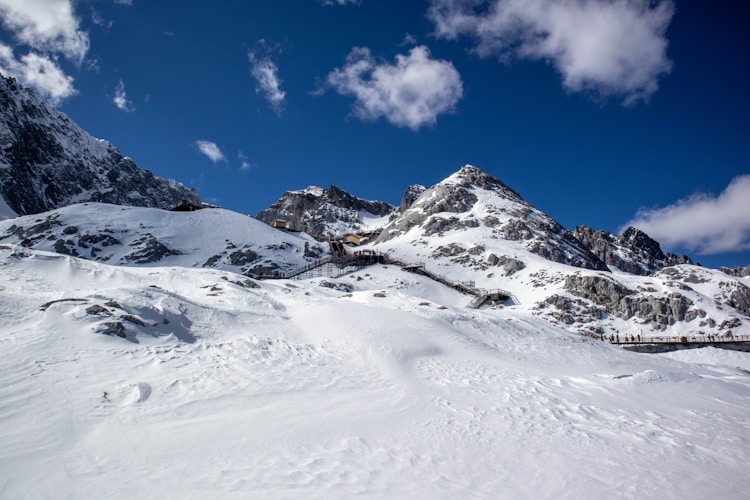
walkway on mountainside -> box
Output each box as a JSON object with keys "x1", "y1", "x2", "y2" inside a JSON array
[
  {"x1": 250, "y1": 250, "x2": 518, "y2": 308},
  {"x1": 248, "y1": 252, "x2": 386, "y2": 281},
  {"x1": 610, "y1": 334, "x2": 750, "y2": 346}
]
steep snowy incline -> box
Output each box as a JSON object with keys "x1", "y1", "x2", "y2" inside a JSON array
[
  {"x1": 0, "y1": 75, "x2": 201, "y2": 215},
  {"x1": 0, "y1": 246, "x2": 749, "y2": 499},
  {"x1": 0, "y1": 203, "x2": 327, "y2": 275}
]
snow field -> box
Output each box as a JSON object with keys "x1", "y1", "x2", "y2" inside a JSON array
[{"x1": 1, "y1": 246, "x2": 749, "y2": 498}]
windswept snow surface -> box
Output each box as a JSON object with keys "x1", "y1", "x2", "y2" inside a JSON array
[{"x1": 1, "y1": 245, "x2": 749, "y2": 499}]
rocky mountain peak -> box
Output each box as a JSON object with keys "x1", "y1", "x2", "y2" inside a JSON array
[
  {"x1": 376, "y1": 164, "x2": 607, "y2": 271},
  {"x1": 621, "y1": 226, "x2": 666, "y2": 260},
  {"x1": 256, "y1": 183, "x2": 397, "y2": 238},
  {"x1": 448, "y1": 164, "x2": 524, "y2": 202},
  {"x1": 0, "y1": 75, "x2": 201, "y2": 215}
]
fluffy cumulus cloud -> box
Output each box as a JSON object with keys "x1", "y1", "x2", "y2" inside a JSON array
[
  {"x1": 195, "y1": 140, "x2": 226, "y2": 164},
  {"x1": 248, "y1": 41, "x2": 286, "y2": 115},
  {"x1": 0, "y1": 43, "x2": 76, "y2": 105},
  {"x1": 624, "y1": 175, "x2": 750, "y2": 255},
  {"x1": 0, "y1": 0, "x2": 90, "y2": 104},
  {"x1": 428, "y1": 0, "x2": 674, "y2": 105},
  {"x1": 0, "y1": 0, "x2": 89, "y2": 63},
  {"x1": 325, "y1": 45, "x2": 463, "y2": 130},
  {"x1": 113, "y1": 79, "x2": 134, "y2": 112}
]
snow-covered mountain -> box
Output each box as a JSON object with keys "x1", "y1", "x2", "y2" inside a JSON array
[
  {"x1": 0, "y1": 202, "x2": 326, "y2": 276},
  {"x1": 1, "y1": 151, "x2": 750, "y2": 498},
  {"x1": 0, "y1": 75, "x2": 200, "y2": 216},
  {"x1": 368, "y1": 165, "x2": 750, "y2": 338},
  {"x1": 3, "y1": 163, "x2": 748, "y2": 340},
  {"x1": 256, "y1": 183, "x2": 397, "y2": 238}
]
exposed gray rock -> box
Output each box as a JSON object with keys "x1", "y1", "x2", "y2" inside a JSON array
[
  {"x1": 721, "y1": 265, "x2": 750, "y2": 278},
  {"x1": 123, "y1": 234, "x2": 180, "y2": 264},
  {"x1": 99, "y1": 321, "x2": 126, "y2": 338},
  {"x1": 487, "y1": 254, "x2": 526, "y2": 276},
  {"x1": 318, "y1": 281, "x2": 354, "y2": 292},
  {"x1": 256, "y1": 184, "x2": 396, "y2": 238},
  {"x1": 716, "y1": 281, "x2": 750, "y2": 317},
  {"x1": 399, "y1": 184, "x2": 426, "y2": 212},
  {"x1": 572, "y1": 225, "x2": 693, "y2": 275},
  {"x1": 86, "y1": 304, "x2": 111, "y2": 316},
  {"x1": 228, "y1": 249, "x2": 259, "y2": 267},
  {"x1": 563, "y1": 274, "x2": 698, "y2": 330},
  {"x1": 536, "y1": 294, "x2": 605, "y2": 325}
]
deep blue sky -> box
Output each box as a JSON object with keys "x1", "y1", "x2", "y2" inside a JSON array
[{"x1": 1, "y1": 0, "x2": 748, "y2": 268}]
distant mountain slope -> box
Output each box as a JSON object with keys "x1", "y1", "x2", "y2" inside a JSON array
[
  {"x1": 256, "y1": 184, "x2": 397, "y2": 238},
  {"x1": 0, "y1": 75, "x2": 201, "y2": 215},
  {"x1": 0, "y1": 203, "x2": 327, "y2": 276}
]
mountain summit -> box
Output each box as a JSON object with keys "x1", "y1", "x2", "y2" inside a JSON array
[
  {"x1": 256, "y1": 183, "x2": 396, "y2": 238},
  {"x1": 376, "y1": 164, "x2": 608, "y2": 271},
  {"x1": 0, "y1": 75, "x2": 200, "y2": 216}
]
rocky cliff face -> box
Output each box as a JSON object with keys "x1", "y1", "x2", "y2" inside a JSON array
[
  {"x1": 572, "y1": 225, "x2": 693, "y2": 275},
  {"x1": 256, "y1": 184, "x2": 397, "y2": 238},
  {"x1": 722, "y1": 265, "x2": 750, "y2": 278},
  {"x1": 0, "y1": 75, "x2": 201, "y2": 215}
]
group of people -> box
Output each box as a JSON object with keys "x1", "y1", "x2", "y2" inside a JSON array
[{"x1": 608, "y1": 333, "x2": 641, "y2": 343}]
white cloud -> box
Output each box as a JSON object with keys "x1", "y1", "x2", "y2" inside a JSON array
[
  {"x1": 624, "y1": 175, "x2": 750, "y2": 255},
  {"x1": 114, "y1": 0, "x2": 133, "y2": 5},
  {"x1": 0, "y1": 43, "x2": 76, "y2": 105},
  {"x1": 113, "y1": 79, "x2": 134, "y2": 112},
  {"x1": 195, "y1": 140, "x2": 226, "y2": 164},
  {"x1": 90, "y1": 8, "x2": 113, "y2": 29},
  {"x1": 238, "y1": 152, "x2": 253, "y2": 171},
  {"x1": 248, "y1": 43, "x2": 286, "y2": 115},
  {"x1": 428, "y1": 0, "x2": 674, "y2": 105},
  {"x1": 0, "y1": 0, "x2": 90, "y2": 64},
  {"x1": 320, "y1": 0, "x2": 360, "y2": 5},
  {"x1": 324, "y1": 45, "x2": 463, "y2": 130}
]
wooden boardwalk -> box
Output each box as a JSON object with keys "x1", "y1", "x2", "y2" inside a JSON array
[{"x1": 610, "y1": 335, "x2": 750, "y2": 346}]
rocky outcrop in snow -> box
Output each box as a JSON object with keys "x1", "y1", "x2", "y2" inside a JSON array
[
  {"x1": 399, "y1": 184, "x2": 426, "y2": 212},
  {"x1": 0, "y1": 75, "x2": 201, "y2": 215},
  {"x1": 572, "y1": 225, "x2": 693, "y2": 275},
  {"x1": 256, "y1": 184, "x2": 396, "y2": 238},
  {"x1": 721, "y1": 265, "x2": 750, "y2": 278}
]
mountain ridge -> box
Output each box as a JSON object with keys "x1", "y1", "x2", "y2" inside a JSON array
[{"x1": 0, "y1": 75, "x2": 201, "y2": 216}]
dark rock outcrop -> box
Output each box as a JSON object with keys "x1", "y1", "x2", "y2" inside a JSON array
[
  {"x1": 721, "y1": 265, "x2": 750, "y2": 278},
  {"x1": 256, "y1": 184, "x2": 396, "y2": 238},
  {"x1": 399, "y1": 184, "x2": 426, "y2": 212},
  {"x1": 572, "y1": 225, "x2": 693, "y2": 275}
]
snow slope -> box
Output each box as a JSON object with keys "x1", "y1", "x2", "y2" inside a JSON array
[
  {"x1": 1, "y1": 244, "x2": 749, "y2": 499},
  {"x1": 0, "y1": 202, "x2": 327, "y2": 275}
]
